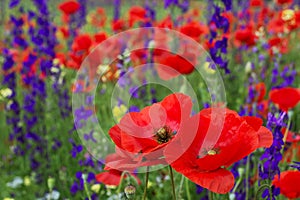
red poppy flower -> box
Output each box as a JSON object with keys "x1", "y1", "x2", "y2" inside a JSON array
[
  {"x1": 72, "y1": 34, "x2": 92, "y2": 51},
  {"x1": 268, "y1": 37, "x2": 288, "y2": 55},
  {"x1": 129, "y1": 6, "x2": 147, "y2": 27},
  {"x1": 166, "y1": 108, "x2": 273, "y2": 194},
  {"x1": 96, "y1": 153, "x2": 140, "y2": 186},
  {"x1": 234, "y1": 28, "x2": 256, "y2": 47},
  {"x1": 250, "y1": 0, "x2": 264, "y2": 7},
  {"x1": 112, "y1": 19, "x2": 126, "y2": 32},
  {"x1": 295, "y1": 10, "x2": 300, "y2": 28},
  {"x1": 95, "y1": 169, "x2": 124, "y2": 186},
  {"x1": 156, "y1": 16, "x2": 173, "y2": 29},
  {"x1": 156, "y1": 54, "x2": 195, "y2": 80},
  {"x1": 269, "y1": 87, "x2": 300, "y2": 112},
  {"x1": 273, "y1": 170, "x2": 300, "y2": 199},
  {"x1": 104, "y1": 147, "x2": 168, "y2": 172},
  {"x1": 108, "y1": 93, "x2": 196, "y2": 166},
  {"x1": 58, "y1": 1, "x2": 80, "y2": 15},
  {"x1": 179, "y1": 22, "x2": 208, "y2": 41},
  {"x1": 276, "y1": 0, "x2": 293, "y2": 5},
  {"x1": 94, "y1": 32, "x2": 107, "y2": 44},
  {"x1": 268, "y1": 18, "x2": 285, "y2": 34}
]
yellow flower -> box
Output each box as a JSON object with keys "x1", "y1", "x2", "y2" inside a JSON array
[
  {"x1": 112, "y1": 104, "x2": 128, "y2": 122},
  {"x1": 24, "y1": 176, "x2": 31, "y2": 186},
  {"x1": 52, "y1": 58, "x2": 60, "y2": 66},
  {"x1": 281, "y1": 9, "x2": 295, "y2": 22},
  {"x1": 203, "y1": 62, "x2": 216, "y2": 74},
  {"x1": 4, "y1": 198, "x2": 15, "y2": 200},
  {"x1": 0, "y1": 88, "x2": 13, "y2": 99},
  {"x1": 91, "y1": 184, "x2": 101, "y2": 193}
]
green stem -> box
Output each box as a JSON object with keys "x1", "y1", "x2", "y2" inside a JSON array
[
  {"x1": 143, "y1": 167, "x2": 149, "y2": 200},
  {"x1": 177, "y1": 175, "x2": 185, "y2": 199},
  {"x1": 84, "y1": 179, "x2": 92, "y2": 200},
  {"x1": 208, "y1": 191, "x2": 214, "y2": 200},
  {"x1": 232, "y1": 176, "x2": 242, "y2": 193},
  {"x1": 245, "y1": 156, "x2": 250, "y2": 200},
  {"x1": 185, "y1": 178, "x2": 191, "y2": 200},
  {"x1": 281, "y1": 115, "x2": 292, "y2": 154},
  {"x1": 283, "y1": 116, "x2": 292, "y2": 143},
  {"x1": 269, "y1": 186, "x2": 273, "y2": 200},
  {"x1": 169, "y1": 165, "x2": 177, "y2": 200},
  {"x1": 116, "y1": 171, "x2": 127, "y2": 193}
]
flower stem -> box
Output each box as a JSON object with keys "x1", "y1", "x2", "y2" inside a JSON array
[
  {"x1": 185, "y1": 177, "x2": 191, "y2": 200},
  {"x1": 83, "y1": 179, "x2": 92, "y2": 200},
  {"x1": 143, "y1": 167, "x2": 150, "y2": 200},
  {"x1": 245, "y1": 156, "x2": 250, "y2": 200},
  {"x1": 283, "y1": 116, "x2": 292, "y2": 143},
  {"x1": 208, "y1": 191, "x2": 214, "y2": 200},
  {"x1": 117, "y1": 171, "x2": 126, "y2": 194},
  {"x1": 169, "y1": 165, "x2": 177, "y2": 200},
  {"x1": 177, "y1": 175, "x2": 185, "y2": 199},
  {"x1": 268, "y1": 183, "x2": 273, "y2": 200}
]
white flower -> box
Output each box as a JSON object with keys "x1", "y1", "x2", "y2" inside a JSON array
[
  {"x1": 6, "y1": 177, "x2": 23, "y2": 188},
  {"x1": 45, "y1": 190, "x2": 60, "y2": 200}
]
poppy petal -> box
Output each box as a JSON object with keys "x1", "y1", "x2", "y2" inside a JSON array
[
  {"x1": 160, "y1": 93, "x2": 193, "y2": 130},
  {"x1": 95, "y1": 171, "x2": 121, "y2": 186},
  {"x1": 183, "y1": 168, "x2": 234, "y2": 194},
  {"x1": 269, "y1": 87, "x2": 300, "y2": 112},
  {"x1": 242, "y1": 116, "x2": 263, "y2": 131},
  {"x1": 257, "y1": 126, "x2": 273, "y2": 148}
]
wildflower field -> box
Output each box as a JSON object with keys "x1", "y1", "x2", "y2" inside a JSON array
[{"x1": 1, "y1": 0, "x2": 300, "y2": 199}]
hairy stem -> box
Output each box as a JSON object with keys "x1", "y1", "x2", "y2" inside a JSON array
[
  {"x1": 143, "y1": 167, "x2": 150, "y2": 200},
  {"x1": 169, "y1": 165, "x2": 177, "y2": 200}
]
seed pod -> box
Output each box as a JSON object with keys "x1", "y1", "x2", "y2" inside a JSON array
[{"x1": 124, "y1": 184, "x2": 136, "y2": 199}]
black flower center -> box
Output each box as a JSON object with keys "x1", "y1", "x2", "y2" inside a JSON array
[{"x1": 154, "y1": 125, "x2": 173, "y2": 144}]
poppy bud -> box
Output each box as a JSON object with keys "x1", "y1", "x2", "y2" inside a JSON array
[
  {"x1": 47, "y1": 177, "x2": 55, "y2": 191},
  {"x1": 124, "y1": 184, "x2": 136, "y2": 199}
]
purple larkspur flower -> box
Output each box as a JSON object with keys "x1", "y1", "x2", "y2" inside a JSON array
[
  {"x1": 208, "y1": 2, "x2": 231, "y2": 73},
  {"x1": 9, "y1": 0, "x2": 20, "y2": 8},
  {"x1": 164, "y1": 0, "x2": 179, "y2": 8},
  {"x1": 290, "y1": 161, "x2": 300, "y2": 171},
  {"x1": 114, "y1": 0, "x2": 121, "y2": 21},
  {"x1": 259, "y1": 111, "x2": 287, "y2": 199},
  {"x1": 145, "y1": 0, "x2": 156, "y2": 22}
]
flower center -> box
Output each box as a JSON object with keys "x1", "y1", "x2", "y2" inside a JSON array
[
  {"x1": 206, "y1": 148, "x2": 220, "y2": 156},
  {"x1": 199, "y1": 148, "x2": 220, "y2": 157},
  {"x1": 154, "y1": 125, "x2": 173, "y2": 144},
  {"x1": 207, "y1": 149, "x2": 217, "y2": 155}
]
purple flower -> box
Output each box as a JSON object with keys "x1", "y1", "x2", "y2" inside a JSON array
[
  {"x1": 71, "y1": 144, "x2": 83, "y2": 158},
  {"x1": 259, "y1": 111, "x2": 287, "y2": 199},
  {"x1": 164, "y1": 0, "x2": 179, "y2": 8},
  {"x1": 9, "y1": 0, "x2": 20, "y2": 8},
  {"x1": 114, "y1": 0, "x2": 121, "y2": 21},
  {"x1": 208, "y1": 2, "x2": 231, "y2": 73},
  {"x1": 290, "y1": 161, "x2": 300, "y2": 171},
  {"x1": 145, "y1": 0, "x2": 156, "y2": 21},
  {"x1": 74, "y1": 106, "x2": 94, "y2": 128}
]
